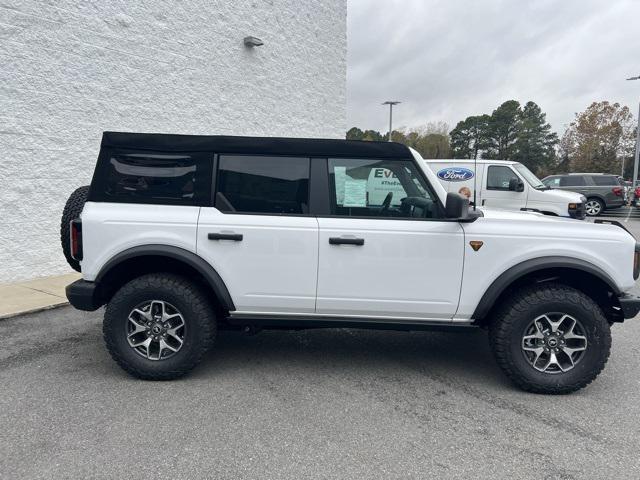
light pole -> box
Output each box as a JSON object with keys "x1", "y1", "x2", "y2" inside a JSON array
[
  {"x1": 382, "y1": 101, "x2": 401, "y2": 142},
  {"x1": 626, "y1": 76, "x2": 640, "y2": 187}
]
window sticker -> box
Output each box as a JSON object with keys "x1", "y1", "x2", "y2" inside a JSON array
[{"x1": 343, "y1": 179, "x2": 367, "y2": 207}]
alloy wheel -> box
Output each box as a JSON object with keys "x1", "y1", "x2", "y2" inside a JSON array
[
  {"x1": 585, "y1": 200, "x2": 602, "y2": 216},
  {"x1": 521, "y1": 313, "x2": 588, "y2": 374},
  {"x1": 126, "y1": 300, "x2": 186, "y2": 360}
]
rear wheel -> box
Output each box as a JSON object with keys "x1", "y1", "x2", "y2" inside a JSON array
[
  {"x1": 103, "y1": 273, "x2": 216, "y2": 380},
  {"x1": 584, "y1": 197, "x2": 604, "y2": 216},
  {"x1": 60, "y1": 185, "x2": 89, "y2": 271},
  {"x1": 489, "y1": 284, "x2": 611, "y2": 394}
]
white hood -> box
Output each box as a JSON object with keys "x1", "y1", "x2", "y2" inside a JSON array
[
  {"x1": 477, "y1": 207, "x2": 574, "y2": 222},
  {"x1": 476, "y1": 206, "x2": 633, "y2": 241},
  {"x1": 534, "y1": 188, "x2": 584, "y2": 204}
]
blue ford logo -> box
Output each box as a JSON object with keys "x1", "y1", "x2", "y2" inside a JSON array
[{"x1": 437, "y1": 167, "x2": 475, "y2": 182}]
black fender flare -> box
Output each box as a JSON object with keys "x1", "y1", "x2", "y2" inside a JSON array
[
  {"x1": 471, "y1": 256, "x2": 620, "y2": 320},
  {"x1": 95, "y1": 244, "x2": 236, "y2": 311}
]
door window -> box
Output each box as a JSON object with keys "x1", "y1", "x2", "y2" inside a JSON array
[
  {"x1": 487, "y1": 166, "x2": 518, "y2": 190},
  {"x1": 215, "y1": 155, "x2": 310, "y2": 214},
  {"x1": 560, "y1": 176, "x2": 586, "y2": 187},
  {"x1": 543, "y1": 176, "x2": 561, "y2": 187},
  {"x1": 328, "y1": 158, "x2": 440, "y2": 219}
]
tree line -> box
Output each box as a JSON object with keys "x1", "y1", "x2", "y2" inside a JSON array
[{"x1": 346, "y1": 100, "x2": 637, "y2": 177}]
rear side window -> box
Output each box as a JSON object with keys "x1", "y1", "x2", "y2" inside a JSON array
[
  {"x1": 560, "y1": 176, "x2": 586, "y2": 187},
  {"x1": 93, "y1": 150, "x2": 212, "y2": 205},
  {"x1": 215, "y1": 155, "x2": 310, "y2": 214},
  {"x1": 591, "y1": 175, "x2": 619, "y2": 186}
]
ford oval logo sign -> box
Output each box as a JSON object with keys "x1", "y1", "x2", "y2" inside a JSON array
[{"x1": 436, "y1": 167, "x2": 475, "y2": 182}]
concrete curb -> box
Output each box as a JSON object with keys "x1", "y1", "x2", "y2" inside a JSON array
[
  {"x1": 0, "y1": 272, "x2": 80, "y2": 320},
  {"x1": 0, "y1": 301, "x2": 70, "y2": 320}
]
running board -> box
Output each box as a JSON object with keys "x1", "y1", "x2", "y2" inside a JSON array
[{"x1": 226, "y1": 313, "x2": 475, "y2": 332}]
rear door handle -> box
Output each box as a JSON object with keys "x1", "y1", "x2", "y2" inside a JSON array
[
  {"x1": 329, "y1": 237, "x2": 364, "y2": 246},
  {"x1": 208, "y1": 232, "x2": 243, "y2": 241}
]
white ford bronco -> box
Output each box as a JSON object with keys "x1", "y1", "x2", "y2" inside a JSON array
[{"x1": 63, "y1": 132, "x2": 640, "y2": 394}]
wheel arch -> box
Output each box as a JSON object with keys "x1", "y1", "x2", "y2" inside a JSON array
[
  {"x1": 95, "y1": 245, "x2": 235, "y2": 312},
  {"x1": 472, "y1": 257, "x2": 622, "y2": 324}
]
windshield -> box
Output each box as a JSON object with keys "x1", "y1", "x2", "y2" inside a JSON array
[{"x1": 513, "y1": 163, "x2": 545, "y2": 189}]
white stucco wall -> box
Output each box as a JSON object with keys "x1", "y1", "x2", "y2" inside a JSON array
[{"x1": 0, "y1": 0, "x2": 346, "y2": 283}]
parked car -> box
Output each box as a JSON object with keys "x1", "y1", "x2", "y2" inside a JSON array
[
  {"x1": 62, "y1": 132, "x2": 640, "y2": 394},
  {"x1": 428, "y1": 160, "x2": 585, "y2": 219},
  {"x1": 542, "y1": 173, "x2": 625, "y2": 216}
]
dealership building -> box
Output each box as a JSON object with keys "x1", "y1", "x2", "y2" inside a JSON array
[{"x1": 0, "y1": 1, "x2": 346, "y2": 283}]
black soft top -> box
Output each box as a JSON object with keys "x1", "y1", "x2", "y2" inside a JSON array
[{"x1": 101, "y1": 131, "x2": 412, "y2": 159}]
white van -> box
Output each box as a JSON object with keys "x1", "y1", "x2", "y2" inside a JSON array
[{"x1": 427, "y1": 159, "x2": 586, "y2": 219}]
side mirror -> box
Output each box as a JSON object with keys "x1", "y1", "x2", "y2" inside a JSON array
[
  {"x1": 445, "y1": 192, "x2": 469, "y2": 219},
  {"x1": 509, "y1": 177, "x2": 524, "y2": 192}
]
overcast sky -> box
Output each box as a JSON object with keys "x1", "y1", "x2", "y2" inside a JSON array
[{"x1": 347, "y1": 0, "x2": 640, "y2": 135}]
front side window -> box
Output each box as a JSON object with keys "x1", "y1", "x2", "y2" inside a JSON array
[
  {"x1": 543, "y1": 176, "x2": 561, "y2": 187},
  {"x1": 215, "y1": 155, "x2": 310, "y2": 214},
  {"x1": 487, "y1": 165, "x2": 518, "y2": 190},
  {"x1": 328, "y1": 158, "x2": 440, "y2": 219},
  {"x1": 560, "y1": 175, "x2": 586, "y2": 187},
  {"x1": 102, "y1": 152, "x2": 209, "y2": 205}
]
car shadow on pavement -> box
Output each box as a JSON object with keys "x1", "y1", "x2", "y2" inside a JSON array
[{"x1": 192, "y1": 327, "x2": 510, "y2": 391}]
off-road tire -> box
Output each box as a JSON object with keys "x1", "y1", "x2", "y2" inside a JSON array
[
  {"x1": 60, "y1": 185, "x2": 89, "y2": 271},
  {"x1": 104, "y1": 273, "x2": 216, "y2": 380},
  {"x1": 489, "y1": 283, "x2": 611, "y2": 394}
]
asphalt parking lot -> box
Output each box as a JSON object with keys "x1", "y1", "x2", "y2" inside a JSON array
[{"x1": 2, "y1": 209, "x2": 640, "y2": 479}]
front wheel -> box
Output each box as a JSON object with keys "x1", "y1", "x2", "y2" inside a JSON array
[
  {"x1": 584, "y1": 198, "x2": 604, "y2": 216},
  {"x1": 489, "y1": 284, "x2": 611, "y2": 394},
  {"x1": 103, "y1": 273, "x2": 216, "y2": 380}
]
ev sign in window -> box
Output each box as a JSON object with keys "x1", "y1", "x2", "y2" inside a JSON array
[
  {"x1": 333, "y1": 163, "x2": 406, "y2": 208},
  {"x1": 332, "y1": 161, "x2": 407, "y2": 209},
  {"x1": 328, "y1": 158, "x2": 438, "y2": 219}
]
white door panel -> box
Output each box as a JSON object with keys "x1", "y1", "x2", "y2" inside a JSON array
[
  {"x1": 197, "y1": 209, "x2": 318, "y2": 313},
  {"x1": 316, "y1": 218, "x2": 464, "y2": 319}
]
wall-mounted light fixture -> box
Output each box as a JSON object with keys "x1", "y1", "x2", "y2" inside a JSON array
[{"x1": 243, "y1": 36, "x2": 264, "y2": 47}]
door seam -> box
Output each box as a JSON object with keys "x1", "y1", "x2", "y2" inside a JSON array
[{"x1": 313, "y1": 216, "x2": 320, "y2": 313}]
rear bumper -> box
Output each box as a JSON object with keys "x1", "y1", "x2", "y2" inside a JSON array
[
  {"x1": 607, "y1": 198, "x2": 625, "y2": 208},
  {"x1": 618, "y1": 292, "x2": 640, "y2": 319},
  {"x1": 65, "y1": 279, "x2": 103, "y2": 311}
]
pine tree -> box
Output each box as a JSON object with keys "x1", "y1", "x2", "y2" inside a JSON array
[
  {"x1": 484, "y1": 100, "x2": 521, "y2": 160},
  {"x1": 512, "y1": 101, "x2": 558, "y2": 173},
  {"x1": 450, "y1": 115, "x2": 490, "y2": 158}
]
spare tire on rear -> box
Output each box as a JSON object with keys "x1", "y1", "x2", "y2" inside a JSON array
[{"x1": 60, "y1": 185, "x2": 89, "y2": 272}]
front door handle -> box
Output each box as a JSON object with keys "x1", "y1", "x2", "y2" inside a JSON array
[
  {"x1": 208, "y1": 232, "x2": 243, "y2": 241},
  {"x1": 329, "y1": 237, "x2": 364, "y2": 246}
]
